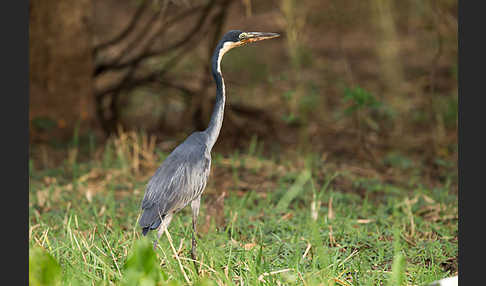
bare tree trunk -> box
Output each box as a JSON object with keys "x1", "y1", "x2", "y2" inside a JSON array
[{"x1": 29, "y1": 0, "x2": 96, "y2": 142}]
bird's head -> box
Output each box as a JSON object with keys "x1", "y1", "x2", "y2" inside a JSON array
[
  {"x1": 217, "y1": 30, "x2": 280, "y2": 57},
  {"x1": 212, "y1": 30, "x2": 279, "y2": 77},
  {"x1": 222, "y1": 30, "x2": 280, "y2": 46}
]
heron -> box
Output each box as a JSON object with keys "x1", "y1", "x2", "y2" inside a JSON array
[{"x1": 138, "y1": 30, "x2": 279, "y2": 260}]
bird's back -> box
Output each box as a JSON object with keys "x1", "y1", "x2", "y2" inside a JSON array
[{"x1": 139, "y1": 132, "x2": 211, "y2": 233}]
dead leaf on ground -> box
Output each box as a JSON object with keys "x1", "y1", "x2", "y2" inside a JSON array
[
  {"x1": 356, "y1": 219, "x2": 374, "y2": 224},
  {"x1": 329, "y1": 225, "x2": 336, "y2": 247},
  {"x1": 280, "y1": 213, "x2": 293, "y2": 221},
  {"x1": 243, "y1": 242, "x2": 257, "y2": 250}
]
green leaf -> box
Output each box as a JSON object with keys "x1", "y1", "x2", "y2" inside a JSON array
[
  {"x1": 122, "y1": 238, "x2": 167, "y2": 285},
  {"x1": 29, "y1": 247, "x2": 62, "y2": 286},
  {"x1": 276, "y1": 170, "x2": 311, "y2": 212},
  {"x1": 388, "y1": 229, "x2": 407, "y2": 286},
  {"x1": 342, "y1": 86, "x2": 382, "y2": 115}
]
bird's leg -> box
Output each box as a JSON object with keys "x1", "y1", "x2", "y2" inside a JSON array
[
  {"x1": 190, "y1": 196, "x2": 201, "y2": 265},
  {"x1": 153, "y1": 213, "x2": 173, "y2": 250}
]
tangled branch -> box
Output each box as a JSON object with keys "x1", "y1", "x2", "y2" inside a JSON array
[{"x1": 92, "y1": 0, "x2": 225, "y2": 134}]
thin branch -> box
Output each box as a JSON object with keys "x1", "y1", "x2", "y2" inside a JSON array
[
  {"x1": 155, "y1": 79, "x2": 196, "y2": 96},
  {"x1": 104, "y1": 0, "x2": 171, "y2": 71},
  {"x1": 113, "y1": 6, "x2": 164, "y2": 65},
  {"x1": 94, "y1": 0, "x2": 216, "y2": 76},
  {"x1": 93, "y1": 0, "x2": 223, "y2": 134},
  {"x1": 95, "y1": 34, "x2": 201, "y2": 98}
]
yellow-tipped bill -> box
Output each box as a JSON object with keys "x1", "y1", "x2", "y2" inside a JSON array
[{"x1": 238, "y1": 32, "x2": 280, "y2": 45}]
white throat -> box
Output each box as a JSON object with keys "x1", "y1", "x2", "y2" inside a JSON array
[{"x1": 217, "y1": 42, "x2": 237, "y2": 74}]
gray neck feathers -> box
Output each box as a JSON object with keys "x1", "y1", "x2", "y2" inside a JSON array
[{"x1": 205, "y1": 42, "x2": 233, "y2": 151}]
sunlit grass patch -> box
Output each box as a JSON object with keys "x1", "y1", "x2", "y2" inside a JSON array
[{"x1": 29, "y1": 132, "x2": 457, "y2": 285}]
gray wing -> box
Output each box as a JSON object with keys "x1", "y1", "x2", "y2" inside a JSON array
[{"x1": 139, "y1": 133, "x2": 211, "y2": 230}]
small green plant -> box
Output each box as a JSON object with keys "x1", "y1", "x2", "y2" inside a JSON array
[
  {"x1": 387, "y1": 229, "x2": 407, "y2": 286},
  {"x1": 247, "y1": 134, "x2": 258, "y2": 157},
  {"x1": 383, "y1": 152, "x2": 414, "y2": 170},
  {"x1": 281, "y1": 90, "x2": 301, "y2": 125},
  {"x1": 276, "y1": 170, "x2": 311, "y2": 212},
  {"x1": 29, "y1": 247, "x2": 62, "y2": 286},
  {"x1": 342, "y1": 86, "x2": 382, "y2": 116},
  {"x1": 122, "y1": 238, "x2": 168, "y2": 286},
  {"x1": 342, "y1": 86, "x2": 384, "y2": 145},
  {"x1": 440, "y1": 95, "x2": 458, "y2": 129},
  {"x1": 281, "y1": 112, "x2": 300, "y2": 125}
]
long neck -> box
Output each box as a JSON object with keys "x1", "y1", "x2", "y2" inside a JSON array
[{"x1": 205, "y1": 42, "x2": 230, "y2": 150}]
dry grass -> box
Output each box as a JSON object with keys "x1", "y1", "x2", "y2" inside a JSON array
[{"x1": 29, "y1": 130, "x2": 457, "y2": 285}]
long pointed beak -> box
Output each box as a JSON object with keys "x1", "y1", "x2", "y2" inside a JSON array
[{"x1": 242, "y1": 32, "x2": 280, "y2": 44}]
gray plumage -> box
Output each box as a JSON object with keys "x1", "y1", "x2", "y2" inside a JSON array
[
  {"x1": 139, "y1": 132, "x2": 210, "y2": 234},
  {"x1": 138, "y1": 30, "x2": 279, "y2": 260}
]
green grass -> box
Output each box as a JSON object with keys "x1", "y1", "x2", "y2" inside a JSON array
[{"x1": 29, "y1": 137, "x2": 457, "y2": 285}]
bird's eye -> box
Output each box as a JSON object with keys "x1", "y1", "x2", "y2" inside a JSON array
[{"x1": 239, "y1": 33, "x2": 247, "y2": 40}]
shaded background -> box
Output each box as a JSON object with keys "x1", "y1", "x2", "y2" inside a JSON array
[{"x1": 29, "y1": 0, "x2": 458, "y2": 189}]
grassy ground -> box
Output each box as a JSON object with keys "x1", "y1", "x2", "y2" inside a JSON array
[{"x1": 29, "y1": 132, "x2": 457, "y2": 286}]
